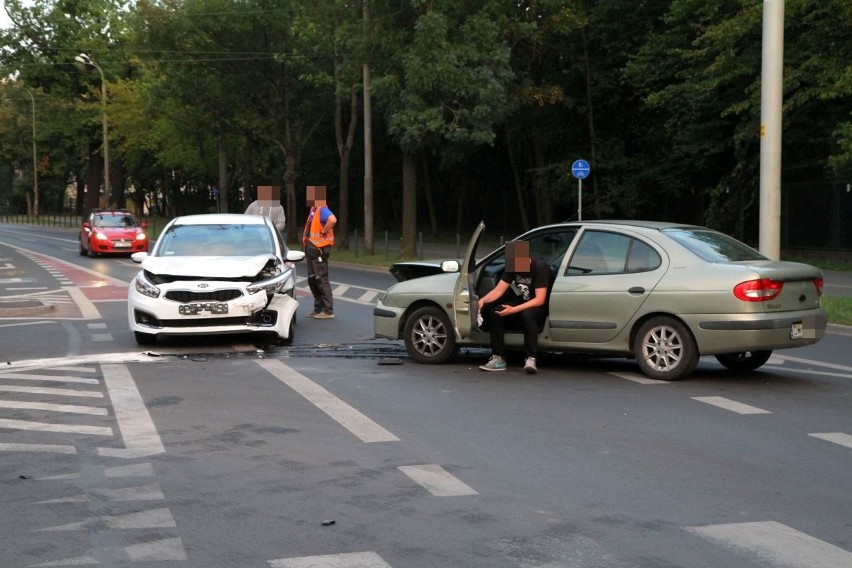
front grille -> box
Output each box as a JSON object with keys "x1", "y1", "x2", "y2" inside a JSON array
[
  {"x1": 159, "y1": 316, "x2": 249, "y2": 328},
  {"x1": 165, "y1": 289, "x2": 242, "y2": 303}
]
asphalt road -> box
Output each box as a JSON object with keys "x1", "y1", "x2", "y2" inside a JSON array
[{"x1": 0, "y1": 223, "x2": 850, "y2": 568}]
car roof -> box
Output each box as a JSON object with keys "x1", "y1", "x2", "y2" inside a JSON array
[
  {"x1": 171, "y1": 213, "x2": 268, "y2": 226},
  {"x1": 536, "y1": 219, "x2": 706, "y2": 231}
]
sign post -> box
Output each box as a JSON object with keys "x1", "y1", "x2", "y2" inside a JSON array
[{"x1": 571, "y1": 159, "x2": 590, "y2": 221}]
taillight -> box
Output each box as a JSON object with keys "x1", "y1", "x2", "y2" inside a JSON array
[
  {"x1": 813, "y1": 277, "x2": 824, "y2": 297},
  {"x1": 733, "y1": 278, "x2": 783, "y2": 302}
]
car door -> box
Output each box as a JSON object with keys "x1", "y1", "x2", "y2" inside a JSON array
[
  {"x1": 547, "y1": 228, "x2": 667, "y2": 344},
  {"x1": 452, "y1": 221, "x2": 486, "y2": 339}
]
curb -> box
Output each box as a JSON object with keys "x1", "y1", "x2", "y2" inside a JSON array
[{"x1": 0, "y1": 299, "x2": 55, "y2": 317}]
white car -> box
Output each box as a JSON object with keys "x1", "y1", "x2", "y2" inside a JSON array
[{"x1": 128, "y1": 213, "x2": 305, "y2": 346}]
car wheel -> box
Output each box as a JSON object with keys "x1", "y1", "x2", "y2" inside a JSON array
[
  {"x1": 134, "y1": 331, "x2": 157, "y2": 346},
  {"x1": 715, "y1": 350, "x2": 772, "y2": 372},
  {"x1": 403, "y1": 306, "x2": 456, "y2": 364},
  {"x1": 633, "y1": 316, "x2": 698, "y2": 381},
  {"x1": 87, "y1": 246, "x2": 97, "y2": 258}
]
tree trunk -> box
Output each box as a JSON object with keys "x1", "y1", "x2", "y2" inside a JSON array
[
  {"x1": 335, "y1": 59, "x2": 359, "y2": 250},
  {"x1": 580, "y1": 26, "x2": 599, "y2": 219},
  {"x1": 83, "y1": 143, "x2": 102, "y2": 217},
  {"x1": 110, "y1": 156, "x2": 126, "y2": 209},
  {"x1": 218, "y1": 127, "x2": 229, "y2": 213},
  {"x1": 420, "y1": 153, "x2": 437, "y2": 236},
  {"x1": 400, "y1": 151, "x2": 418, "y2": 258},
  {"x1": 505, "y1": 125, "x2": 530, "y2": 230}
]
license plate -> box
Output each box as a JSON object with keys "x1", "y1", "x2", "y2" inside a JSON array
[
  {"x1": 114, "y1": 242, "x2": 132, "y2": 248},
  {"x1": 790, "y1": 322, "x2": 803, "y2": 339},
  {"x1": 179, "y1": 303, "x2": 229, "y2": 315}
]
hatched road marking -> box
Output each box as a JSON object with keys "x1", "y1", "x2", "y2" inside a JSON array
[
  {"x1": 692, "y1": 396, "x2": 771, "y2": 415},
  {"x1": 809, "y1": 432, "x2": 852, "y2": 450},
  {"x1": 398, "y1": 464, "x2": 478, "y2": 496}
]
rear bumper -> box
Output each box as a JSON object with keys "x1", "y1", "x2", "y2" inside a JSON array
[{"x1": 689, "y1": 308, "x2": 828, "y2": 354}]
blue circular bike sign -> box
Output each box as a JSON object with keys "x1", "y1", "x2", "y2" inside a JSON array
[{"x1": 571, "y1": 159, "x2": 590, "y2": 180}]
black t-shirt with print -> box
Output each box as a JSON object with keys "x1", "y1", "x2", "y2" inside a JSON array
[{"x1": 500, "y1": 257, "x2": 551, "y2": 302}]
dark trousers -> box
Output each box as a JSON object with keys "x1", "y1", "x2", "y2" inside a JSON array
[
  {"x1": 482, "y1": 302, "x2": 547, "y2": 359},
  {"x1": 306, "y1": 243, "x2": 334, "y2": 313}
]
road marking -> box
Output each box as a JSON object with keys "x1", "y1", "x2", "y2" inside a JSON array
[
  {"x1": 809, "y1": 432, "x2": 852, "y2": 449},
  {"x1": 257, "y1": 359, "x2": 399, "y2": 443},
  {"x1": 333, "y1": 284, "x2": 350, "y2": 296},
  {"x1": 40, "y1": 507, "x2": 177, "y2": 531},
  {"x1": 0, "y1": 400, "x2": 107, "y2": 415},
  {"x1": 398, "y1": 464, "x2": 478, "y2": 496},
  {"x1": 0, "y1": 385, "x2": 103, "y2": 397},
  {"x1": 692, "y1": 396, "x2": 771, "y2": 414},
  {"x1": 775, "y1": 354, "x2": 852, "y2": 373},
  {"x1": 0, "y1": 372, "x2": 99, "y2": 384},
  {"x1": 125, "y1": 537, "x2": 187, "y2": 562},
  {"x1": 6, "y1": 287, "x2": 48, "y2": 290},
  {"x1": 40, "y1": 461, "x2": 155, "y2": 480},
  {"x1": 687, "y1": 521, "x2": 852, "y2": 568},
  {"x1": 358, "y1": 290, "x2": 378, "y2": 303},
  {"x1": 98, "y1": 363, "x2": 166, "y2": 459},
  {"x1": 65, "y1": 285, "x2": 101, "y2": 319},
  {"x1": 269, "y1": 551, "x2": 393, "y2": 568},
  {"x1": 0, "y1": 442, "x2": 76, "y2": 454},
  {"x1": 36, "y1": 484, "x2": 165, "y2": 504},
  {"x1": 91, "y1": 333, "x2": 114, "y2": 342},
  {"x1": 608, "y1": 371, "x2": 668, "y2": 384},
  {"x1": 0, "y1": 418, "x2": 113, "y2": 436}
]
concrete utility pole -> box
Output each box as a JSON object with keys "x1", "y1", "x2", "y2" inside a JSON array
[
  {"x1": 759, "y1": 0, "x2": 784, "y2": 260},
  {"x1": 26, "y1": 89, "x2": 38, "y2": 216},
  {"x1": 363, "y1": 0, "x2": 375, "y2": 255}
]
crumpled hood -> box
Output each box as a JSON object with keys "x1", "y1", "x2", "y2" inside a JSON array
[{"x1": 141, "y1": 254, "x2": 275, "y2": 278}]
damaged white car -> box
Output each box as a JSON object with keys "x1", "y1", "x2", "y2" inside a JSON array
[{"x1": 127, "y1": 213, "x2": 305, "y2": 346}]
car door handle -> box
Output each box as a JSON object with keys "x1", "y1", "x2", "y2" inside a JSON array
[{"x1": 628, "y1": 287, "x2": 646, "y2": 294}]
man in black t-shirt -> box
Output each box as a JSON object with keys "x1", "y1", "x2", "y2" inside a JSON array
[{"x1": 478, "y1": 240, "x2": 551, "y2": 374}]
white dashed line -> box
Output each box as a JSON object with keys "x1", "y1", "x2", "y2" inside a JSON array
[
  {"x1": 398, "y1": 464, "x2": 478, "y2": 496},
  {"x1": 809, "y1": 432, "x2": 852, "y2": 450},
  {"x1": 692, "y1": 396, "x2": 771, "y2": 415}
]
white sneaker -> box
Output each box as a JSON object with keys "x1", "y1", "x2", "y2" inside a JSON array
[
  {"x1": 524, "y1": 357, "x2": 537, "y2": 374},
  {"x1": 479, "y1": 355, "x2": 507, "y2": 371}
]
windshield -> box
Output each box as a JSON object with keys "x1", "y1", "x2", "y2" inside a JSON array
[
  {"x1": 157, "y1": 224, "x2": 273, "y2": 257},
  {"x1": 662, "y1": 228, "x2": 767, "y2": 262},
  {"x1": 94, "y1": 214, "x2": 138, "y2": 228}
]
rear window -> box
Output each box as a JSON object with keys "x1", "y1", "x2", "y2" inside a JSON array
[{"x1": 662, "y1": 228, "x2": 766, "y2": 262}]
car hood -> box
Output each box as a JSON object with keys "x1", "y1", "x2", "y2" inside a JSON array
[
  {"x1": 389, "y1": 260, "x2": 451, "y2": 282},
  {"x1": 94, "y1": 228, "x2": 143, "y2": 237},
  {"x1": 386, "y1": 271, "x2": 459, "y2": 295},
  {"x1": 141, "y1": 254, "x2": 276, "y2": 278}
]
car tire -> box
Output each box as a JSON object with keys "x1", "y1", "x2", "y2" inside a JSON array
[
  {"x1": 633, "y1": 316, "x2": 698, "y2": 381},
  {"x1": 403, "y1": 305, "x2": 457, "y2": 364},
  {"x1": 715, "y1": 350, "x2": 772, "y2": 372},
  {"x1": 134, "y1": 331, "x2": 157, "y2": 346},
  {"x1": 87, "y1": 246, "x2": 97, "y2": 258}
]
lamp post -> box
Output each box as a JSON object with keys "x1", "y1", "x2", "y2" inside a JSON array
[
  {"x1": 25, "y1": 89, "x2": 38, "y2": 216},
  {"x1": 75, "y1": 53, "x2": 109, "y2": 205}
]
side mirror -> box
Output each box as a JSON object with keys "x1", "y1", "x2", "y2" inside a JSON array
[
  {"x1": 131, "y1": 252, "x2": 148, "y2": 263},
  {"x1": 141, "y1": 222, "x2": 149, "y2": 229},
  {"x1": 287, "y1": 250, "x2": 306, "y2": 262},
  {"x1": 82, "y1": 222, "x2": 91, "y2": 229},
  {"x1": 441, "y1": 260, "x2": 460, "y2": 273}
]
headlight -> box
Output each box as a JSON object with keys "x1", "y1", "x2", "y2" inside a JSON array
[
  {"x1": 135, "y1": 233, "x2": 147, "y2": 241},
  {"x1": 95, "y1": 232, "x2": 109, "y2": 241},
  {"x1": 247, "y1": 268, "x2": 292, "y2": 295},
  {"x1": 134, "y1": 273, "x2": 160, "y2": 298}
]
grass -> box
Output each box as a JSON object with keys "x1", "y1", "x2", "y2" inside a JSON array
[{"x1": 822, "y1": 296, "x2": 852, "y2": 326}]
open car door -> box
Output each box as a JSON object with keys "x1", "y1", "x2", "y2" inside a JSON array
[{"x1": 452, "y1": 221, "x2": 486, "y2": 339}]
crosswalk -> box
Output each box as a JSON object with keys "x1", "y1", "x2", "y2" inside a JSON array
[{"x1": 1, "y1": 359, "x2": 850, "y2": 567}]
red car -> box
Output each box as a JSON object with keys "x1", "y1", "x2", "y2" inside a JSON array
[{"x1": 79, "y1": 209, "x2": 149, "y2": 257}]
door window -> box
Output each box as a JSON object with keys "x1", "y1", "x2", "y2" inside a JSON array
[{"x1": 567, "y1": 231, "x2": 660, "y2": 275}]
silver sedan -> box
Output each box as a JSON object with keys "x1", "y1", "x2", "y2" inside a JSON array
[{"x1": 374, "y1": 220, "x2": 828, "y2": 380}]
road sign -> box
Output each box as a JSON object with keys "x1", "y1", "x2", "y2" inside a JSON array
[{"x1": 572, "y1": 159, "x2": 590, "y2": 180}]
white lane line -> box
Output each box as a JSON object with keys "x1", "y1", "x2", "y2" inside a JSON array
[
  {"x1": 0, "y1": 442, "x2": 76, "y2": 454},
  {"x1": 97, "y1": 363, "x2": 165, "y2": 459},
  {"x1": 398, "y1": 464, "x2": 478, "y2": 496},
  {"x1": 39, "y1": 507, "x2": 177, "y2": 531},
  {"x1": 125, "y1": 537, "x2": 188, "y2": 562},
  {"x1": 333, "y1": 285, "x2": 350, "y2": 296},
  {"x1": 45, "y1": 366, "x2": 97, "y2": 373},
  {"x1": 358, "y1": 290, "x2": 378, "y2": 303},
  {"x1": 775, "y1": 354, "x2": 852, "y2": 373},
  {"x1": 608, "y1": 371, "x2": 668, "y2": 385},
  {"x1": 0, "y1": 372, "x2": 99, "y2": 384},
  {"x1": 91, "y1": 333, "x2": 114, "y2": 342},
  {"x1": 809, "y1": 432, "x2": 852, "y2": 450},
  {"x1": 65, "y1": 286, "x2": 101, "y2": 320},
  {"x1": 256, "y1": 359, "x2": 399, "y2": 443},
  {"x1": 687, "y1": 521, "x2": 852, "y2": 568},
  {"x1": 0, "y1": 385, "x2": 103, "y2": 397},
  {"x1": 692, "y1": 396, "x2": 771, "y2": 415},
  {"x1": 87, "y1": 323, "x2": 108, "y2": 329},
  {"x1": 269, "y1": 551, "x2": 393, "y2": 568},
  {"x1": 0, "y1": 418, "x2": 112, "y2": 436},
  {"x1": 0, "y1": 400, "x2": 107, "y2": 415},
  {"x1": 39, "y1": 462, "x2": 155, "y2": 480},
  {"x1": 36, "y1": 484, "x2": 165, "y2": 504}
]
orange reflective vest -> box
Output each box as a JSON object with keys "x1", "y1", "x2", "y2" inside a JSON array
[{"x1": 304, "y1": 206, "x2": 334, "y2": 248}]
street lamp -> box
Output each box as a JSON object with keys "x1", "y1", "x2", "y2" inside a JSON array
[
  {"x1": 75, "y1": 53, "x2": 109, "y2": 205},
  {"x1": 25, "y1": 88, "x2": 38, "y2": 216}
]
